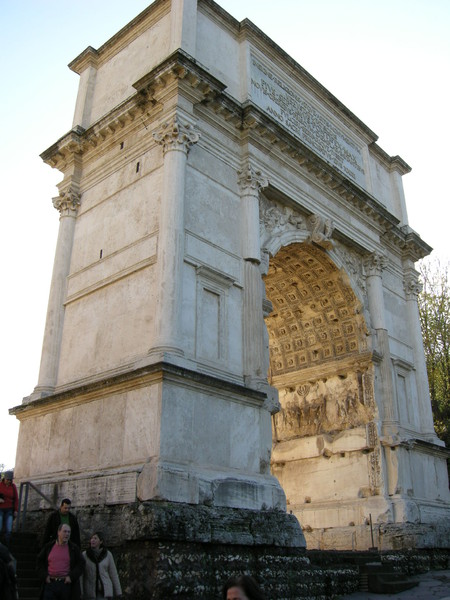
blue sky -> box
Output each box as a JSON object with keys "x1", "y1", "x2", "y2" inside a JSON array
[{"x1": 1, "y1": 0, "x2": 449, "y2": 469}]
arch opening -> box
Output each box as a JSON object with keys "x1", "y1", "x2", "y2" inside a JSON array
[{"x1": 264, "y1": 242, "x2": 383, "y2": 549}]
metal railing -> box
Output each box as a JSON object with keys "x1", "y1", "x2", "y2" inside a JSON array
[{"x1": 15, "y1": 481, "x2": 56, "y2": 532}]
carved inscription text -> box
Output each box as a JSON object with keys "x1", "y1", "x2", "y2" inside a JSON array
[{"x1": 250, "y1": 56, "x2": 366, "y2": 188}]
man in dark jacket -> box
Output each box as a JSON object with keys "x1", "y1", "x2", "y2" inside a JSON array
[
  {"x1": 37, "y1": 524, "x2": 84, "y2": 600},
  {"x1": 0, "y1": 542, "x2": 17, "y2": 600},
  {"x1": 43, "y1": 499, "x2": 81, "y2": 548}
]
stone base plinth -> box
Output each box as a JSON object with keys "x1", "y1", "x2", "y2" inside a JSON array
[
  {"x1": 115, "y1": 542, "x2": 358, "y2": 599},
  {"x1": 302, "y1": 518, "x2": 450, "y2": 551},
  {"x1": 22, "y1": 500, "x2": 361, "y2": 598}
]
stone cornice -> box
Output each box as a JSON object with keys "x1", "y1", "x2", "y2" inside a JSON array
[
  {"x1": 41, "y1": 49, "x2": 429, "y2": 262},
  {"x1": 132, "y1": 49, "x2": 226, "y2": 102},
  {"x1": 400, "y1": 226, "x2": 432, "y2": 261},
  {"x1": 41, "y1": 50, "x2": 225, "y2": 171},
  {"x1": 10, "y1": 361, "x2": 266, "y2": 420},
  {"x1": 237, "y1": 20, "x2": 378, "y2": 145},
  {"x1": 237, "y1": 105, "x2": 429, "y2": 261},
  {"x1": 369, "y1": 143, "x2": 411, "y2": 175},
  {"x1": 400, "y1": 438, "x2": 450, "y2": 459},
  {"x1": 68, "y1": 46, "x2": 99, "y2": 74},
  {"x1": 203, "y1": 0, "x2": 379, "y2": 144},
  {"x1": 270, "y1": 351, "x2": 374, "y2": 388},
  {"x1": 68, "y1": 0, "x2": 169, "y2": 74}
]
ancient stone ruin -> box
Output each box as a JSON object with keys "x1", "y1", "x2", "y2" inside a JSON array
[{"x1": 10, "y1": 0, "x2": 450, "y2": 596}]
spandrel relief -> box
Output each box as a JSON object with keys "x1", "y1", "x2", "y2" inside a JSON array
[
  {"x1": 333, "y1": 240, "x2": 366, "y2": 299},
  {"x1": 259, "y1": 195, "x2": 305, "y2": 246}
]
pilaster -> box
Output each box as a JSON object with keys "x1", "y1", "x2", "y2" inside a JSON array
[
  {"x1": 403, "y1": 270, "x2": 437, "y2": 438},
  {"x1": 238, "y1": 164, "x2": 268, "y2": 389},
  {"x1": 32, "y1": 187, "x2": 80, "y2": 398},
  {"x1": 364, "y1": 252, "x2": 398, "y2": 433},
  {"x1": 151, "y1": 116, "x2": 199, "y2": 357}
]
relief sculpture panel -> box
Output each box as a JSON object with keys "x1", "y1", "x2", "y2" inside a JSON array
[{"x1": 274, "y1": 369, "x2": 375, "y2": 440}]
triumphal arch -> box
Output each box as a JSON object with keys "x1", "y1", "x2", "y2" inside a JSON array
[{"x1": 12, "y1": 0, "x2": 449, "y2": 561}]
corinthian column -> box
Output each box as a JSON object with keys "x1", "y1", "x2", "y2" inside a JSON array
[
  {"x1": 403, "y1": 271, "x2": 436, "y2": 437},
  {"x1": 364, "y1": 252, "x2": 398, "y2": 435},
  {"x1": 33, "y1": 188, "x2": 80, "y2": 398},
  {"x1": 152, "y1": 117, "x2": 199, "y2": 356},
  {"x1": 238, "y1": 164, "x2": 268, "y2": 387}
]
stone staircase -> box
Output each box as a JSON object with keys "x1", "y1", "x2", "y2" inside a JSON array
[
  {"x1": 363, "y1": 561, "x2": 419, "y2": 594},
  {"x1": 9, "y1": 532, "x2": 41, "y2": 600}
]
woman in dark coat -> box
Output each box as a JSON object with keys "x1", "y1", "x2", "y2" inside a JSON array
[{"x1": 81, "y1": 532, "x2": 122, "y2": 599}]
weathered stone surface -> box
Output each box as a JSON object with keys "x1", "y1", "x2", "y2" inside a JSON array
[{"x1": 10, "y1": 0, "x2": 450, "y2": 556}]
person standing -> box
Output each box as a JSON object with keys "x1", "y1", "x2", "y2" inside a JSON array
[
  {"x1": 0, "y1": 471, "x2": 18, "y2": 546},
  {"x1": 222, "y1": 575, "x2": 266, "y2": 600},
  {"x1": 81, "y1": 532, "x2": 122, "y2": 600},
  {"x1": 36, "y1": 524, "x2": 84, "y2": 600},
  {"x1": 0, "y1": 541, "x2": 18, "y2": 600},
  {"x1": 43, "y1": 499, "x2": 81, "y2": 548}
]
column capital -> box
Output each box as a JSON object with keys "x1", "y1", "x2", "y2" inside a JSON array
[
  {"x1": 152, "y1": 117, "x2": 199, "y2": 155},
  {"x1": 52, "y1": 188, "x2": 81, "y2": 216},
  {"x1": 364, "y1": 252, "x2": 387, "y2": 277},
  {"x1": 237, "y1": 163, "x2": 268, "y2": 195},
  {"x1": 403, "y1": 272, "x2": 423, "y2": 300}
]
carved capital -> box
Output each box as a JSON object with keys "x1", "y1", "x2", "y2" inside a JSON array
[
  {"x1": 53, "y1": 188, "x2": 81, "y2": 216},
  {"x1": 403, "y1": 272, "x2": 423, "y2": 300},
  {"x1": 152, "y1": 117, "x2": 199, "y2": 155},
  {"x1": 306, "y1": 214, "x2": 334, "y2": 249},
  {"x1": 364, "y1": 252, "x2": 387, "y2": 277},
  {"x1": 237, "y1": 164, "x2": 268, "y2": 195}
]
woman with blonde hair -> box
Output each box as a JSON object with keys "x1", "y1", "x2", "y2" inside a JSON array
[{"x1": 81, "y1": 532, "x2": 122, "y2": 599}]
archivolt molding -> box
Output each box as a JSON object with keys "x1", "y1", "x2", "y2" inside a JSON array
[{"x1": 259, "y1": 201, "x2": 367, "y2": 310}]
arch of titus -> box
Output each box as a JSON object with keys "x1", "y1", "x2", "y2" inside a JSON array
[{"x1": 12, "y1": 0, "x2": 450, "y2": 554}]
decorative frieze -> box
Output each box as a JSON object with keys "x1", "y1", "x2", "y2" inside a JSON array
[{"x1": 275, "y1": 369, "x2": 375, "y2": 439}]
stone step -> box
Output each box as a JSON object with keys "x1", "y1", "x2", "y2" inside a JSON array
[
  {"x1": 368, "y1": 572, "x2": 419, "y2": 594},
  {"x1": 8, "y1": 532, "x2": 41, "y2": 600}
]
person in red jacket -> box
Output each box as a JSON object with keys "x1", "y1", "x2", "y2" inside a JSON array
[{"x1": 0, "y1": 471, "x2": 18, "y2": 546}]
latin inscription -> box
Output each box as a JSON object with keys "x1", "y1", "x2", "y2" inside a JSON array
[{"x1": 250, "y1": 56, "x2": 366, "y2": 188}]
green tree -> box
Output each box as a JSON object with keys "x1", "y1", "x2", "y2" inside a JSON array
[{"x1": 418, "y1": 259, "x2": 450, "y2": 453}]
